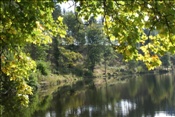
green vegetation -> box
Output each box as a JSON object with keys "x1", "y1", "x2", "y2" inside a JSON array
[
  {"x1": 36, "y1": 61, "x2": 51, "y2": 76},
  {"x1": 0, "y1": 0, "x2": 175, "y2": 108}
]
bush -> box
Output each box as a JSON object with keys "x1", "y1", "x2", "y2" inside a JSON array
[
  {"x1": 36, "y1": 61, "x2": 51, "y2": 76},
  {"x1": 28, "y1": 72, "x2": 38, "y2": 90},
  {"x1": 71, "y1": 65, "x2": 84, "y2": 76},
  {"x1": 83, "y1": 70, "x2": 93, "y2": 77}
]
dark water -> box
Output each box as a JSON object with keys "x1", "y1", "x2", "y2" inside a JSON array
[{"x1": 1, "y1": 73, "x2": 175, "y2": 117}]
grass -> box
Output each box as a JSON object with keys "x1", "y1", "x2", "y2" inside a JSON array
[{"x1": 38, "y1": 73, "x2": 83, "y2": 89}]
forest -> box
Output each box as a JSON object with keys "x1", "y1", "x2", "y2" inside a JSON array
[{"x1": 0, "y1": 0, "x2": 175, "y2": 107}]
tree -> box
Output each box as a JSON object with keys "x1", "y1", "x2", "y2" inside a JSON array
[
  {"x1": 76, "y1": 0, "x2": 175, "y2": 70},
  {"x1": 25, "y1": 44, "x2": 49, "y2": 61},
  {"x1": 52, "y1": 3, "x2": 62, "y2": 20},
  {"x1": 50, "y1": 11, "x2": 83, "y2": 74},
  {"x1": 102, "y1": 38, "x2": 118, "y2": 76},
  {"x1": 85, "y1": 20, "x2": 105, "y2": 72},
  {"x1": 161, "y1": 53, "x2": 171, "y2": 69},
  {"x1": 0, "y1": 0, "x2": 66, "y2": 106},
  {"x1": 63, "y1": 11, "x2": 85, "y2": 45}
]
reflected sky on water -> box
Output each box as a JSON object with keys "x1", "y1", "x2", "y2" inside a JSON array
[
  {"x1": 32, "y1": 73, "x2": 175, "y2": 117},
  {"x1": 1, "y1": 73, "x2": 175, "y2": 117}
]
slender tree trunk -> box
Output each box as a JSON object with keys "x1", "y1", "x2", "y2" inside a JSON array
[{"x1": 104, "y1": 58, "x2": 107, "y2": 77}]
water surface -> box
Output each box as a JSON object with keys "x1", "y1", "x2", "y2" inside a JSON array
[{"x1": 1, "y1": 73, "x2": 175, "y2": 117}]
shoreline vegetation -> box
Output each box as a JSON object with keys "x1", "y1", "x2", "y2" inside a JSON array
[
  {"x1": 38, "y1": 65, "x2": 174, "y2": 90},
  {"x1": 38, "y1": 74, "x2": 82, "y2": 89}
]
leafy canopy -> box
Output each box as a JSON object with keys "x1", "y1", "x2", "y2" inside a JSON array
[
  {"x1": 0, "y1": 0, "x2": 66, "y2": 106},
  {"x1": 76, "y1": 0, "x2": 175, "y2": 70}
]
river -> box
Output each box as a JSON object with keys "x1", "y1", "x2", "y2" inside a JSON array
[{"x1": 1, "y1": 73, "x2": 175, "y2": 117}]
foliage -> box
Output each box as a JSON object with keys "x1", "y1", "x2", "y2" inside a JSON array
[
  {"x1": 85, "y1": 22, "x2": 105, "y2": 72},
  {"x1": 161, "y1": 53, "x2": 171, "y2": 68},
  {"x1": 27, "y1": 72, "x2": 38, "y2": 90},
  {"x1": 0, "y1": 0, "x2": 66, "y2": 106},
  {"x1": 49, "y1": 37, "x2": 82, "y2": 74},
  {"x1": 63, "y1": 11, "x2": 85, "y2": 45},
  {"x1": 76, "y1": 0, "x2": 175, "y2": 70},
  {"x1": 86, "y1": 45, "x2": 103, "y2": 72},
  {"x1": 25, "y1": 44, "x2": 49, "y2": 61},
  {"x1": 36, "y1": 61, "x2": 51, "y2": 76},
  {"x1": 49, "y1": 10, "x2": 83, "y2": 74},
  {"x1": 0, "y1": 49, "x2": 35, "y2": 106}
]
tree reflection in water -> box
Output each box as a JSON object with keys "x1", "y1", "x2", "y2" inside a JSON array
[{"x1": 1, "y1": 73, "x2": 175, "y2": 117}]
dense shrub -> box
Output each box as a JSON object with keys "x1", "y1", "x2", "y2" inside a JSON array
[
  {"x1": 36, "y1": 61, "x2": 51, "y2": 76},
  {"x1": 27, "y1": 72, "x2": 38, "y2": 90}
]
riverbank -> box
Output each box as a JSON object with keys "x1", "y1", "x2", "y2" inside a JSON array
[
  {"x1": 37, "y1": 74, "x2": 83, "y2": 89},
  {"x1": 37, "y1": 65, "x2": 174, "y2": 90},
  {"x1": 93, "y1": 65, "x2": 174, "y2": 78}
]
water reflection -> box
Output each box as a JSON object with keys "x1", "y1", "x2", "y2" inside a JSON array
[
  {"x1": 154, "y1": 112, "x2": 174, "y2": 117},
  {"x1": 116, "y1": 100, "x2": 136, "y2": 116},
  {"x1": 1, "y1": 73, "x2": 175, "y2": 117},
  {"x1": 0, "y1": 85, "x2": 57, "y2": 117},
  {"x1": 32, "y1": 73, "x2": 175, "y2": 117},
  {"x1": 64, "y1": 100, "x2": 136, "y2": 117}
]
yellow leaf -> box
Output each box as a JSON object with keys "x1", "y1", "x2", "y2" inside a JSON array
[
  {"x1": 110, "y1": 35, "x2": 116, "y2": 41},
  {"x1": 16, "y1": 0, "x2": 21, "y2": 2},
  {"x1": 57, "y1": 16, "x2": 63, "y2": 22}
]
